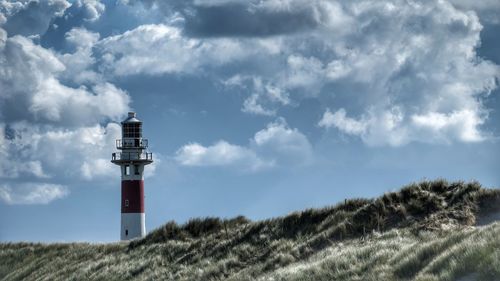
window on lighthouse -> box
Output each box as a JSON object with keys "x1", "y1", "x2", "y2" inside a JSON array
[
  {"x1": 125, "y1": 200, "x2": 129, "y2": 207},
  {"x1": 124, "y1": 165, "x2": 130, "y2": 175},
  {"x1": 123, "y1": 123, "x2": 142, "y2": 138},
  {"x1": 134, "y1": 165, "x2": 140, "y2": 175}
]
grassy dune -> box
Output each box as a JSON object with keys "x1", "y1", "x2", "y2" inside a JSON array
[{"x1": 1, "y1": 180, "x2": 499, "y2": 281}]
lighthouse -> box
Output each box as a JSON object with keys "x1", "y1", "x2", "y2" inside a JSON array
[{"x1": 111, "y1": 112, "x2": 153, "y2": 240}]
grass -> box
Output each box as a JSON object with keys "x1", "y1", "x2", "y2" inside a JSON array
[{"x1": 1, "y1": 180, "x2": 499, "y2": 281}]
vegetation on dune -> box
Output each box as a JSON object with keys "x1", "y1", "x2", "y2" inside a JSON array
[{"x1": 1, "y1": 180, "x2": 499, "y2": 281}]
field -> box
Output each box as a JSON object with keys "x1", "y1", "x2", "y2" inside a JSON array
[{"x1": 1, "y1": 180, "x2": 499, "y2": 281}]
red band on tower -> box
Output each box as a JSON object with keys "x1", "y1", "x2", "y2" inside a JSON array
[{"x1": 121, "y1": 180, "x2": 144, "y2": 213}]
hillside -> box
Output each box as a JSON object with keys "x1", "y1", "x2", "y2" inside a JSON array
[{"x1": 1, "y1": 180, "x2": 500, "y2": 281}]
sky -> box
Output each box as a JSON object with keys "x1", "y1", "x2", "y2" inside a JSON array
[{"x1": 0, "y1": 0, "x2": 499, "y2": 242}]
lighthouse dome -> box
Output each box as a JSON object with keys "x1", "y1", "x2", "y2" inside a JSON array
[{"x1": 122, "y1": 112, "x2": 141, "y2": 124}]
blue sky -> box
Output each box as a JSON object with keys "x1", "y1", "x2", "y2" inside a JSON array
[{"x1": 0, "y1": 0, "x2": 499, "y2": 242}]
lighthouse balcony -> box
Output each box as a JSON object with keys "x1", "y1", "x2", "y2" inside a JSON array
[
  {"x1": 111, "y1": 152, "x2": 153, "y2": 163},
  {"x1": 116, "y1": 139, "x2": 148, "y2": 149}
]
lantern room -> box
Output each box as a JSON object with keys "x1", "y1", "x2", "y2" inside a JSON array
[
  {"x1": 122, "y1": 113, "x2": 142, "y2": 138},
  {"x1": 115, "y1": 112, "x2": 149, "y2": 150}
]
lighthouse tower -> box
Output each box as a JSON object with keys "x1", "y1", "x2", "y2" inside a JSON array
[{"x1": 111, "y1": 112, "x2": 153, "y2": 240}]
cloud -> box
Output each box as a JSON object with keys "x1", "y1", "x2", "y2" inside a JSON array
[
  {"x1": 1, "y1": 122, "x2": 121, "y2": 181},
  {"x1": 96, "y1": 24, "x2": 277, "y2": 76},
  {"x1": 251, "y1": 118, "x2": 313, "y2": 165},
  {"x1": 0, "y1": 159, "x2": 50, "y2": 179},
  {"x1": 449, "y1": 0, "x2": 500, "y2": 23},
  {"x1": 319, "y1": 107, "x2": 409, "y2": 146},
  {"x1": 411, "y1": 110, "x2": 486, "y2": 143},
  {"x1": 94, "y1": 0, "x2": 499, "y2": 147},
  {"x1": 225, "y1": 75, "x2": 290, "y2": 116},
  {"x1": 319, "y1": 107, "x2": 488, "y2": 146},
  {"x1": 32, "y1": 0, "x2": 498, "y2": 147},
  {"x1": 107, "y1": 1, "x2": 499, "y2": 145},
  {"x1": 180, "y1": 1, "x2": 320, "y2": 37},
  {"x1": 0, "y1": 0, "x2": 70, "y2": 36},
  {"x1": 75, "y1": 0, "x2": 105, "y2": 22},
  {"x1": 0, "y1": 30, "x2": 130, "y2": 126},
  {"x1": 242, "y1": 93, "x2": 277, "y2": 116},
  {"x1": 285, "y1": 55, "x2": 325, "y2": 92},
  {"x1": 133, "y1": 0, "x2": 352, "y2": 38},
  {"x1": 0, "y1": 0, "x2": 497, "y2": 209},
  {"x1": 175, "y1": 118, "x2": 312, "y2": 171},
  {"x1": 0, "y1": 183, "x2": 69, "y2": 205},
  {"x1": 318, "y1": 108, "x2": 366, "y2": 135},
  {"x1": 175, "y1": 141, "x2": 268, "y2": 171},
  {"x1": 59, "y1": 27, "x2": 101, "y2": 84},
  {"x1": 298, "y1": 0, "x2": 498, "y2": 146},
  {"x1": 0, "y1": 27, "x2": 130, "y2": 204},
  {"x1": 65, "y1": 27, "x2": 100, "y2": 49},
  {"x1": 81, "y1": 159, "x2": 116, "y2": 180},
  {"x1": 97, "y1": 24, "x2": 198, "y2": 76},
  {"x1": 212, "y1": 1, "x2": 498, "y2": 127}
]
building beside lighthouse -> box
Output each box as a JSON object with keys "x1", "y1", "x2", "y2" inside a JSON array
[{"x1": 111, "y1": 112, "x2": 153, "y2": 240}]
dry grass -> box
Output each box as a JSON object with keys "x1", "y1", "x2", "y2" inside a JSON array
[{"x1": 1, "y1": 180, "x2": 499, "y2": 281}]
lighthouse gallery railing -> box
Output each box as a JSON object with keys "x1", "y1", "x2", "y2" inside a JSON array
[
  {"x1": 111, "y1": 152, "x2": 153, "y2": 161},
  {"x1": 116, "y1": 139, "x2": 148, "y2": 149}
]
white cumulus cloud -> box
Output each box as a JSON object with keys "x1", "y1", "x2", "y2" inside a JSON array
[
  {"x1": 0, "y1": 31, "x2": 130, "y2": 126},
  {"x1": 252, "y1": 118, "x2": 313, "y2": 166},
  {"x1": 411, "y1": 110, "x2": 486, "y2": 143},
  {"x1": 0, "y1": 29, "x2": 131, "y2": 204},
  {"x1": 175, "y1": 141, "x2": 268, "y2": 171},
  {"x1": 175, "y1": 118, "x2": 312, "y2": 171},
  {"x1": 1, "y1": 122, "x2": 121, "y2": 181},
  {"x1": 76, "y1": 0, "x2": 105, "y2": 22},
  {"x1": 97, "y1": 24, "x2": 271, "y2": 76},
  {"x1": 90, "y1": 0, "x2": 500, "y2": 145},
  {"x1": 319, "y1": 106, "x2": 489, "y2": 146},
  {"x1": 319, "y1": 108, "x2": 367, "y2": 135}
]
